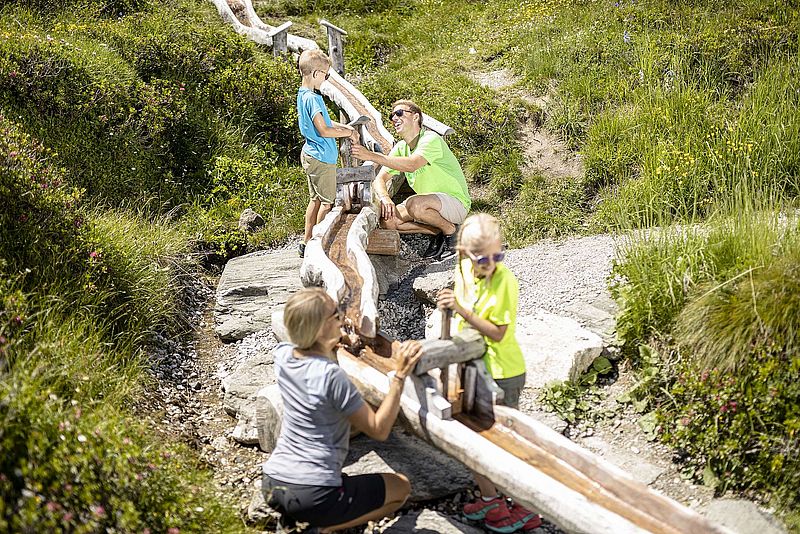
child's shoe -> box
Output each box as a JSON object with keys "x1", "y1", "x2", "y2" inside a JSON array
[
  {"x1": 510, "y1": 502, "x2": 542, "y2": 531},
  {"x1": 462, "y1": 495, "x2": 505, "y2": 521},
  {"x1": 483, "y1": 500, "x2": 526, "y2": 534},
  {"x1": 298, "y1": 242, "x2": 306, "y2": 258}
]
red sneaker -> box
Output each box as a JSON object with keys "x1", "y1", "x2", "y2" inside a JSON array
[
  {"x1": 484, "y1": 500, "x2": 524, "y2": 534},
  {"x1": 510, "y1": 502, "x2": 543, "y2": 531},
  {"x1": 462, "y1": 495, "x2": 505, "y2": 520}
]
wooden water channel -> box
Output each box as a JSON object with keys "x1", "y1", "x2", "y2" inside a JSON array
[{"x1": 211, "y1": 2, "x2": 732, "y2": 531}]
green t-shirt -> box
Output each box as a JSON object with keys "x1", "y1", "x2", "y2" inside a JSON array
[
  {"x1": 454, "y1": 259, "x2": 525, "y2": 379},
  {"x1": 386, "y1": 130, "x2": 471, "y2": 212}
]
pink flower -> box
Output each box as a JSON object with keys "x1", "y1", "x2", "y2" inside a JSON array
[
  {"x1": 0, "y1": 335, "x2": 6, "y2": 344},
  {"x1": 63, "y1": 512, "x2": 73, "y2": 522},
  {"x1": 720, "y1": 405, "x2": 728, "y2": 413},
  {"x1": 89, "y1": 251, "x2": 100, "y2": 260},
  {"x1": 729, "y1": 401, "x2": 738, "y2": 412},
  {"x1": 8, "y1": 150, "x2": 17, "y2": 157},
  {"x1": 46, "y1": 501, "x2": 59, "y2": 512},
  {"x1": 9, "y1": 71, "x2": 17, "y2": 78},
  {"x1": 168, "y1": 528, "x2": 180, "y2": 534},
  {"x1": 91, "y1": 504, "x2": 105, "y2": 517},
  {"x1": 18, "y1": 214, "x2": 28, "y2": 223}
]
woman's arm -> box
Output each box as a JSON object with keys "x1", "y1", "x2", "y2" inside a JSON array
[
  {"x1": 437, "y1": 288, "x2": 508, "y2": 342},
  {"x1": 347, "y1": 341, "x2": 422, "y2": 440}
]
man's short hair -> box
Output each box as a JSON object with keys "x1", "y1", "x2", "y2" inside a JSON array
[{"x1": 298, "y1": 49, "x2": 332, "y2": 77}]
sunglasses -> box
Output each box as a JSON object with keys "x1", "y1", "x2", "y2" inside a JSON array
[
  {"x1": 389, "y1": 108, "x2": 414, "y2": 119},
  {"x1": 466, "y1": 250, "x2": 505, "y2": 266},
  {"x1": 314, "y1": 70, "x2": 331, "y2": 81}
]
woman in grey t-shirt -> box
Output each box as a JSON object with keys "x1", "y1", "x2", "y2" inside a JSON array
[{"x1": 263, "y1": 287, "x2": 422, "y2": 532}]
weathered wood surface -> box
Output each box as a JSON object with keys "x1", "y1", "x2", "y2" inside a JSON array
[
  {"x1": 413, "y1": 328, "x2": 485, "y2": 375},
  {"x1": 346, "y1": 208, "x2": 380, "y2": 337},
  {"x1": 300, "y1": 207, "x2": 346, "y2": 302},
  {"x1": 320, "y1": 19, "x2": 346, "y2": 76},
  {"x1": 336, "y1": 349, "x2": 732, "y2": 534},
  {"x1": 366, "y1": 228, "x2": 400, "y2": 256},
  {"x1": 267, "y1": 21, "x2": 292, "y2": 55},
  {"x1": 229, "y1": 0, "x2": 318, "y2": 52}
]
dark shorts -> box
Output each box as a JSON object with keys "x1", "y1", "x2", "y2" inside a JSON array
[
  {"x1": 495, "y1": 373, "x2": 526, "y2": 409},
  {"x1": 262, "y1": 473, "x2": 386, "y2": 528}
]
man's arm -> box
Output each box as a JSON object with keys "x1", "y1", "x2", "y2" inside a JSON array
[
  {"x1": 352, "y1": 144, "x2": 427, "y2": 173},
  {"x1": 373, "y1": 168, "x2": 398, "y2": 220}
]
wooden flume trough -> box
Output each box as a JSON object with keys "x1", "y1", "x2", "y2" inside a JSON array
[{"x1": 212, "y1": 4, "x2": 732, "y2": 532}]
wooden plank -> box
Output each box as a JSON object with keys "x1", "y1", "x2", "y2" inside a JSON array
[
  {"x1": 346, "y1": 207, "x2": 380, "y2": 337},
  {"x1": 413, "y1": 328, "x2": 486, "y2": 375},
  {"x1": 320, "y1": 19, "x2": 347, "y2": 76},
  {"x1": 366, "y1": 228, "x2": 400, "y2": 256},
  {"x1": 236, "y1": 0, "x2": 319, "y2": 52},
  {"x1": 267, "y1": 21, "x2": 292, "y2": 55},
  {"x1": 300, "y1": 207, "x2": 346, "y2": 303},
  {"x1": 336, "y1": 166, "x2": 374, "y2": 184}
]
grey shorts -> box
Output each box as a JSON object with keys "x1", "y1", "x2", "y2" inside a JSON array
[
  {"x1": 397, "y1": 192, "x2": 468, "y2": 225},
  {"x1": 495, "y1": 373, "x2": 526, "y2": 409},
  {"x1": 301, "y1": 151, "x2": 336, "y2": 204}
]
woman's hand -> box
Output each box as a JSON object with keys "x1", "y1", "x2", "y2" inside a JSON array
[{"x1": 394, "y1": 340, "x2": 423, "y2": 380}]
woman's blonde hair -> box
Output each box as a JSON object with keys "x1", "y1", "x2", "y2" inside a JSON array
[
  {"x1": 283, "y1": 287, "x2": 333, "y2": 349},
  {"x1": 457, "y1": 213, "x2": 502, "y2": 254},
  {"x1": 392, "y1": 99, "x2": 424, "y2": 128}
]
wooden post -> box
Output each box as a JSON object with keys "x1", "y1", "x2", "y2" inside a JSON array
[
  {"x1": 267, "y1": 21, "x2": 292, "y2": 56},
  {"x1": 320, "y1": 19, "x2": 347, "y2": 76}
]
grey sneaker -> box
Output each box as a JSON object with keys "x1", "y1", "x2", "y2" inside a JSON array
[{"x1": 298, "y1": 242, "x2": 306, "y2": 258}]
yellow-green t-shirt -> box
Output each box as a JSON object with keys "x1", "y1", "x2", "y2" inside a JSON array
[
  {"x1": 386, "y1": 130, "x2": 471, "y2": 212},
  {"x1": 454, "y1": 258, "x2": 525, "y2": 379}
]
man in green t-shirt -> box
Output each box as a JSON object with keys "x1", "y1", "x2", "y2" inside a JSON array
[{"x1": 351, "y1": 99, "x2": 471, "y2": 261}]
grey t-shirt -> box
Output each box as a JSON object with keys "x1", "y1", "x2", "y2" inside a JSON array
[{"x1": 263, "y1": 342, "x2": 364, "y2": 486}]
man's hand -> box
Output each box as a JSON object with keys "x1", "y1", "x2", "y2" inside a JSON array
[
  {"x1": 351, "y1": 144, "x2": 375, "y2": 163},
  {"x1": 394, "y1": 340, "x2": 423, "y2": 380},
  {"x1": 379, "y1": 196, "x2": 396, "y2": 220}
]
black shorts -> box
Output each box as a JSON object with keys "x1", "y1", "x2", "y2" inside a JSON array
[
  {"x1": 262, "y1": 473, "x2": 386, "y2": 528},
  {"x1": 495, "y1": 373, "x2": 526, "y2": 409}
]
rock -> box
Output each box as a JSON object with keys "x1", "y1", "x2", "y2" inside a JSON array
[
  {"x1": 517, "y1": 310, "x2": 604, "y2": 389},
  {"x1": 214, "y1": 250, "x2": 303, "y2": 341},
  {"x1": 412, "y1": 260, "x2": 455, "y2": 305},
  {"x1": 255, "y1": 384, "x2": 284, "y2": 452},
  {"x1": 580, "y1": 437, "x2": 664, "y2": 485},
  {"x1": 246, "y1": 487, "x2": 280, "y2": 529},
  {"x1": 238, "y1": 208, "x2": 265, "y2": 233},
  {"x1": 382, "y1": 510, "x2": 483, "y2": 533},
  {"x1": 562, "y1": 294, "x2": 618, "y2": 344},
  {"x1": 344, "y1": 430, "x2": 473, "y2": 502},
  {"x1": 702, "y1": 499, "x2": 787, "y2": 534},
  {"x1": 371, "y1": 254, "x2": 412, "y2": 297},
  {"x1": 424, "y1": 307, "x2": 460, "y2": 340},
  {"x1": 221, "y1": 352, "x2": 275, "y2": 421},
  {"x1": 231, "y1": 410, "x2": 260, "y2": 446}
]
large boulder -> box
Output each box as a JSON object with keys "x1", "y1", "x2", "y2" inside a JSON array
[
  {"x1": 214, "y1": 250, "x2": 303, "y2": 341},
  {"x1": 412, "y1": 259, "x2": 455, "y2": 305},
  {"x1": 382, "y1": 510, "x2": 484, "y2": 533},
  {"x1": 238, "y1": 208, "x2": 265, "y2": 233},
  {"x1": 222, "y1": 352, "x2": 276, "y2": 446}
]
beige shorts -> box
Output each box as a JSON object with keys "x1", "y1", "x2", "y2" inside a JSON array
[
  {"x1": 301, "y1": 151, "x2": 336, "y2": 204},
  {"x1": 406, "y1": 193, "x2": 467, "y2": 224}
]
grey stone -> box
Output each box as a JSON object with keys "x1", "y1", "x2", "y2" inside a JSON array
[
  {"x1": 255, "y1": 384, "x2": 284, "y2": 452},
  {"x1": 344, "y1": 430, "x2": 473, "y2": 502},
  {"x1": 517, "y1": 310, "x2": 604, "y2": 389},
  {"x1": 412, "y1": 261, "x2": 455, "y2": 305},
  {"x1": 702, "y1": 499, "x2": 787, "y2": 534},
  {"x1": 562, "y1": 294, "x2": 619, "y2": 344},
  {"x1": 214, "y1": 250, "x2": 303, "y2": 341},
  {"x1": 246, "y1": 487, "x2": 279, "y2": 528},
  {"x1": 371, "y1": 254, "x2": 412, "y2": 297},
  {"x1": 238, "y1": 208, "x2": 265, "y2": 233},
  {"x1": 580, "y1": 436, "x2": 665, "y2": 485},
  {"x1": 231, "y1": 410, "x2": 260, "y2": 445},
  {"x1": 382, "y1": 510, "x2": 484, "y2": 533},
  {"x1": 221, "y1": 352, "x2": 275, "y2": 420}
]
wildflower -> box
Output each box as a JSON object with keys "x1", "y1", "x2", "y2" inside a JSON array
[
  {"x1": 89, "y1": 250, "x2": 100, "y2": 260},
  {"x1": 720, "y1": 405, "x2": 728, "y2": 413},
  {"x1": 168, "y1": 528, "x2": 180, "y2": 534},
  {"x1": 18, "y1": 213, "x2": 28, "y2": 223},
  {"x1": 623, "y1": 30, "x2": 631, "y2": 44},
  {"x1": 63, "y1": 512, "x2": 74, "y2": 522},
  {"x1": 90, "y1": 504, "x2": 105, "y2": 517},
  {"x1": 46, "y1": 501, "x2": 59, "y2": 512}
]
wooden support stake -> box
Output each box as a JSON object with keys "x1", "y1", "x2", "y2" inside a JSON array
[
  {"x1": 267, "y1": 21, "x2": 292, "y2": 56},
  {"x1": 320, "y1": 19, "x2": 347, "y2": 76}
]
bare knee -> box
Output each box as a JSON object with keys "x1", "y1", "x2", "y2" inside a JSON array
[{"x1": 383, "y1": 473, "x2": 411, "y2": 505}]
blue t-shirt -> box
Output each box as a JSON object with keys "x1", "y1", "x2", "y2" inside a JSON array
[
  {"x1": 297, "y1": 87, "x2": 338, "y2": 165},
  {"x1": 263, "y1": 343, "x2": 364, "y2": 486}
]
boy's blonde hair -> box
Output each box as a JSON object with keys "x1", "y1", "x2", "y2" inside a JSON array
[
  {"x1": 298, "y1": 49, "x2": 332, "y2": 77},
  {"x1": 392, "y1": 99, "x2": 424, "y2": 128},
  {"x1": 283, "y1": 287, "x2": 332, "y2": 350},
  {"x1": 458, "y1": 213, "x2": 501, "y2": 254}
]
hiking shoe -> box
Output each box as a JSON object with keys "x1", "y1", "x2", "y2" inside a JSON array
[
  {"x1": 422, "y1": 232, "x2": 445, "y2": 258},
  {"x1": 484, "y1": 499, "x2": 525, "y2": 534},
  {"x1": 462, "y1": 495, "x2": 505, "y2": 521},
  {"x1": 298, "y1": 242, "x2": 306, "y2": 258},
  {"x1": 510, "y1": 502, "x2": 542, "y2": 531},
  {"x1": 444, "y1": 224, "x2": 459, "y2": 249}
]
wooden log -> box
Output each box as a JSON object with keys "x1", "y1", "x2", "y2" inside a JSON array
[
  {"x1": 320, "y1": 19, "x2": 347, "y2": 76},
  {"x1": 366, "y1": 228, "x2": 400, "y2": 256},
  {"x1": 413, "y1": 327, "x2": 486, "y2": 375},
  {"x1": 236, "y1": 0, "x2": 319, "y2": 52},
  {"x1": 422, "y1": 113, "x2": 455, "y2": 138},
  {"x1": 336, "y1": 350, "x2": 691, "y2": 534},
  {"x1": 336, "y1": 165, "x2": 374, "y2": 184},
  {"x1": 346, "y1": 207, "x2": 380, "y2": 337},
  {"x1": 267, "y1": 21, "x2": 292, "y2": 56},
  {"x1": 300, "y1": 207, "x2": 347, "y2": 303}
]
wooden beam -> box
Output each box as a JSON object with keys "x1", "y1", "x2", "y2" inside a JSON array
[
  {"x1": 234, "y1": 0, "x2": 319, "y2": 52},
  {"x1": 300, "y1": 207, "x2": 346, "y2": 303},
  {"x1": 413, "y1": 328, "x2": 485, "y2": 375},
  {"x1": 346, "y1": 207, "x2": 380, "y2": 337},
  {"x1": 366, "y1": 228, "x2": 400, "y2": 256},
  {"x1": 320, "y1": 19, "x2": 347, "y2": 76},
  {"x1": 267, "y1": 21, "x2": 292, "y2": 56}
]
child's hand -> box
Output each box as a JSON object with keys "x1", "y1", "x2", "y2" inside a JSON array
[
  {"x1": 437, "y1": 288, "x2": 458, "y2": 311},
  {"x1": 349, "y1": 129, "x2": 360, "y2": 143}
]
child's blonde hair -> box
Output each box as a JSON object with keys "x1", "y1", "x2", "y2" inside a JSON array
[
  {"x1": 298, "y1": 49, "x2": 332, "y2": 77},
  {"x1": 283, "y1": 287, "x2": 333, "y2": 349},
  {"x1": 457, "y1": 213, "x2": 501, "y2": 254}
]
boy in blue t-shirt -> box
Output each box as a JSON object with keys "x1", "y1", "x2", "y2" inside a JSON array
[{"x1": 296, "y1": 49, "x2": 358, "y2": 258}]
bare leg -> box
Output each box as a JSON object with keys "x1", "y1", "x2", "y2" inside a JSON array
[
  {"x1": 317, "y1": 202, "x2": 332, "y2": 224},
  {"x1": 382, "y1": 197, "x2": 451, "y2": 235},
  {"x1": 473, "y1": 472, "x2": 498, "y2": 497},
  {"x1": 320, "y1": 473, "x2": 410, "y2": 533},
  {"x1": 304, "y1": 198, "x2": 321, "y2": 242},
  {"x1": 405, "y1": 195, "x2": 456, "y2": 235}
]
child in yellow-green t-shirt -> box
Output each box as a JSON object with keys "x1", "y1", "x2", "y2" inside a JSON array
[{"x1": 436, "y1": 213, "x2": 542, "y2": 533}]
